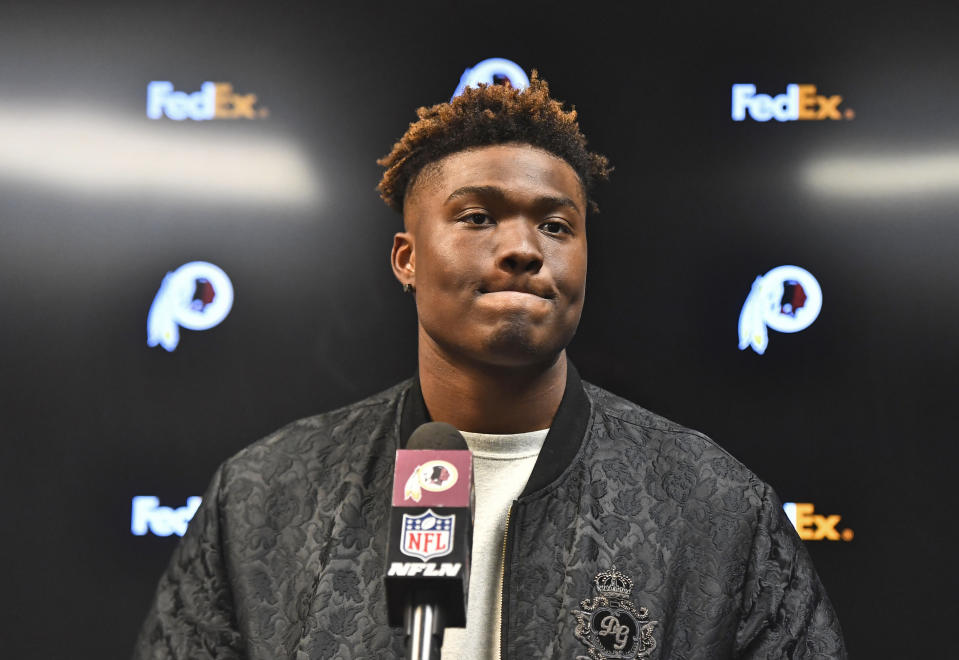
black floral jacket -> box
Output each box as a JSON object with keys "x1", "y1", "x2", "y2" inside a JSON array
[{"x1": 134, "y1": 365, "x2": 846, "y2": 659}]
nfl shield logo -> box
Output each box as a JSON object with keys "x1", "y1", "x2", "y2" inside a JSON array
[{"x1": 401, "y1": 509, "x2": 455, "y2": 561}]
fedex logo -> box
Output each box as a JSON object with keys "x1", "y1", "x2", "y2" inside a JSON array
[
  {"x1": 731, "y1": 84, "x2": 853, "y2": 122},
  {"x1": 131, "y1": 496, "x2": 201, "y2": 537},
  {"x1": 783, "y1": 502, "x2": 854, "y2": 542},
  {"x1": 147, "y1": 81, "x2": 269, "y2": 120}
]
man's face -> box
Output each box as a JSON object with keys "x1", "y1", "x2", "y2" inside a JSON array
[{"x1": 393, "y1": 143, "x2": 588, "y2": 368}]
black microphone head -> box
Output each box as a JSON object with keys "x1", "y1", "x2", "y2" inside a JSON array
[{"x1": 407, "y1": 421, "x2": 468, "y2": 450}]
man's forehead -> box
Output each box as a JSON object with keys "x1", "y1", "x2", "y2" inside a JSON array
[{"x1": 406, "y1": 144, "x2": 587, "y2": 212}]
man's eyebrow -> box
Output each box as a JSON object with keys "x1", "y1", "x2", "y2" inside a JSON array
[{"x1": 445, "y1": 185, "x2": 583, "y2": 214}]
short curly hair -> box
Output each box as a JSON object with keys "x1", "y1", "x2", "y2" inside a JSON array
[{"x1": 377, "y1": 73, "x2": 611, "y2": 214}]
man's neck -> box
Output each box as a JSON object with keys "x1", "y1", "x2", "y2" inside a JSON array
[{"x1": 417, "y1": 336, "x2": 567, "y2": 434}]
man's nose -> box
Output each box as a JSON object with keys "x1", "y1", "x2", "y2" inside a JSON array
[{"x1": 495, "y1": 219, "x2": 543, "y2": 274}]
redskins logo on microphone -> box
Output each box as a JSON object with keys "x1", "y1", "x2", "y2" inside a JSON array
[{"x1": 403, "y1": 460, "x2": 459, "y2": 503}]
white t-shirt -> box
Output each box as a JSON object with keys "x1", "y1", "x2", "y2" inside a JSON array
[{"x1": 440, "y1": 428, "x2": 549, "y2": 660}]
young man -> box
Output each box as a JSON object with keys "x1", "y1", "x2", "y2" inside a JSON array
[{"x1": 135, "y1": 77, "x2": 846, "y2": 659}]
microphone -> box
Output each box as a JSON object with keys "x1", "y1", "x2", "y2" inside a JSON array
[{"x1": 385, "y1": 422, "x2": 473, "y2": 660}]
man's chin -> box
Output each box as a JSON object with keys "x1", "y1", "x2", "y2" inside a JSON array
[
  {"x1": 477, "y1": 321, "x2": 565, "y2": 368},
  {"x1": 421, "y1": 315, "x2": 575, "y2": 369}
]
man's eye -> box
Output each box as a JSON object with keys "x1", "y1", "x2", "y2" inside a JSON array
[
  {"x1": 461, "y1": 213, "x2": 493, "y2": 225},
  {"x1": 541, "y1": 221, "x2": 569, "y2": 235}
]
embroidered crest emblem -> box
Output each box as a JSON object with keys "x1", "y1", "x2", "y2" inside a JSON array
[
  {"x1": 572, "y1": 567, "x2": 658, "y2": 659},
  {"x1": 400, "y1": 509, "x2": 454, "y2": 561}
]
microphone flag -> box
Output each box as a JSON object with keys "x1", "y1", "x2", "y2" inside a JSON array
[{"x1": 385, "y1": 447, "x2": 473, "y2": 628}]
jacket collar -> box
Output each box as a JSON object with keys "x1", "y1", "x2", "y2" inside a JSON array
[{"x1": 399, "y1": 360, "x2": 591, "y2": 498}]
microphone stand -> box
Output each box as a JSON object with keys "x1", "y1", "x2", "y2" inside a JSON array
[{"x1": 405, "y1": 591, "x2": 444, "y2": 660}]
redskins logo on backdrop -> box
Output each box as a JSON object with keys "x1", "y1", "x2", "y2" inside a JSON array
[
  {"x1": 451, "y1": 57, "x2": 530, "y2": 99},
  {"x1": 573, "y1": 567, "x2": 659, "y2": 660},
  {"x1": 738, "y1": 265, "x2": 822, "y2": 355},
  {"x1": 147, "y1": 261, "x2": 234, "y2": 352},
  {"x1": 403, "y1": 460, "x2": 458, "y2": 503}
]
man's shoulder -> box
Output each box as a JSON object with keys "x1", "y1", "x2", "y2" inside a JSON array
[
  {"x1": 582, "y1": 381, "x2": 763, "y2": 491},
  {"x1": 583, "y1": 381, "x2": 702, "y2": 435},
  {"x1": 221, "y1": 378, "x2": 412, "y2": 480}
]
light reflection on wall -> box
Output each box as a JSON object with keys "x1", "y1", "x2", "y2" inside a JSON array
[
  {"x1": 803, "y1": 151, "x2": 959, "y2": 198},
  {"x1": 0, "y1": 104, "x2": 320, "y2": 207}
]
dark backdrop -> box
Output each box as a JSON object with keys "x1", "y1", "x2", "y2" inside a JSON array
[{"x1": 2, "y1": 1, "x2": 956, "y2": 656}]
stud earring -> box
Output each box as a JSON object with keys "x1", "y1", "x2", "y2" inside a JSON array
[{"x1": 402, "y1": 283, "x2": 415, "y2": 294}]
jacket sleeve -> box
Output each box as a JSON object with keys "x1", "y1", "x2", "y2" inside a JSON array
[
  {"x1": 734, "y1": 484, "x2": 848, "y2": 659},
  {"x1": 132, "y1": 465, "x2": 244, "y2": 660}
]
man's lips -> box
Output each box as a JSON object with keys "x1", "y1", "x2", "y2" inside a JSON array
[{"x1": 477, "y1": 285, "x2": 556, "y2": 300}]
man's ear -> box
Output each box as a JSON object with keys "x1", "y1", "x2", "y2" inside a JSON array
[{"x1": 390, "y1": 231, "x2": 415, "y2": 287}]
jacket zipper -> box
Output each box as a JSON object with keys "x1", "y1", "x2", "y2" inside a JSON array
[{"x1": 498, "y1": 502, "x2": 515, "y2": 660}]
